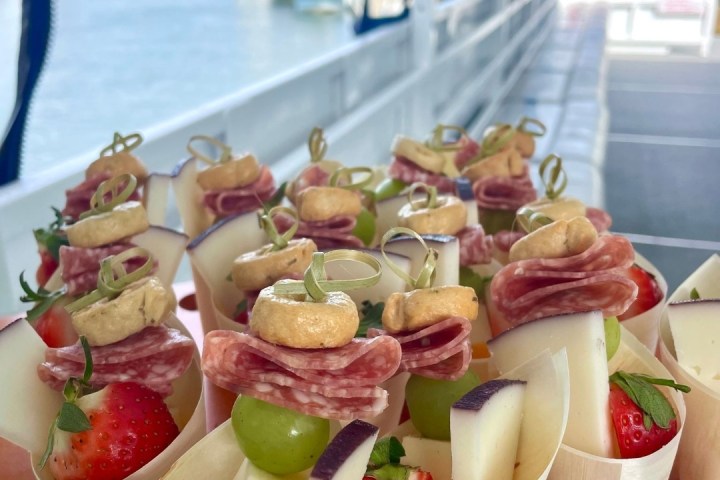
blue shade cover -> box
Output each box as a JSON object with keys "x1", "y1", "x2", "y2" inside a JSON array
[{"x1": 0, "y1": 0, "x2": 52, "y2": 186}]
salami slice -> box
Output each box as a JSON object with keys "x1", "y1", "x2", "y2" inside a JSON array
[
  {"x1": 37, "y1": 326, "x2": 194, "y2": 397},
  {"x1": 457, "y1": 225, "x2": 494, "y2": 266},
  {"x1": 489, "y1": 235, "x2": 638, "y2": 335},
  {"x1": 63, "y1": 173, "x2": 141, "y2": 221},
  {"x1": 471, "y1": 165, "x2": 537, "y2": 210},
  {"x1": 203, "y1": 166, "x2": 276, "y2": 217},
  {"x1": 60, "y1": 243, "x2": 153, "y2": 296},
  {"x1": 275, "y1": 213, "x2": 364, "y2": 249},
  {"x1": 202, "y1": 331, "x2": 402, "y2": 420},
  {"x1": 492, "y1": 230, "x2": 525, "y2": 253},
  {"x1": 367, "y1": 316, "x2": 472, "y2": 381},
  {"x1": 388, "y1": 156, "x2": 456, "y2": 194},
  {"x1": 454, "y1": 137, "x2": 480, "y2": 170},
  {"x1": 291, "y1": 164, "x2": 332, "y2": 196},
  {"x1": 586, "y1": 206, "x2": 612, "y2": 232}
]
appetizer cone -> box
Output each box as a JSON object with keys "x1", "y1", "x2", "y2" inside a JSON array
[
  {"x1": 618, "y1": 251, "x2": 668, "y2": 352},
  {"x1": 549, "y1": 324, "x2": 685, "y2": 480},
  {"x1": 0, "y1": 313, "x2": 205, "y2": 480},
  {"x1": 657, "y1": 253, "x2": 720, "y2": 479}
]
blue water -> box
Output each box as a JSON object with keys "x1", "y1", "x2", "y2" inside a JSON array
[{"x1": 22, "y1": 0, "x2": 355, "y2": 175}]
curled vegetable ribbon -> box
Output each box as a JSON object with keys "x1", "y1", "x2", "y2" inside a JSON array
[
  {"x1": 539, "y1": 154, "x2": 567, "y2": 201},
  {"x1": 79, "y1": 173, "x2": 138, "y2": 220},
  {"x1": 329, "y1": 166, "x2": 374, "y2": 191},
  {"x1": 258, "y1": 206, "x2": 299, "y2": 252},
  {"x1": 308, "y1": 127, "x2": 329, "y2": 163},
  {"x1": 517, "y1": 117, "x2": 547, "y2": 137},
  {"x1": 187, "y1": 135, "x2": 234, "y2": 166},
  {"x1": 515, "y1": 207, "x2": 554, "y2": 233},
  {"x1": 482, "y1": 124, "x2": 516, "y2": 157},
  {"x1": 273, "y1": 250, "x2": 382, "y2": 302},
  {"x1": 65, "y1": 247, "x2": 154, "y2": 313},
  {"x1": 425, "y1": 124, "x2": 468, "y2": 152},
  {"x1": 99, "y1": 132, "x2": 143, "y2": 157},
  {"x1": 380, "y1": 227, "x2": 438, "y2": 290},
  {"x1": 408, "y1": 182, "x2": 439, "y2": 211}
]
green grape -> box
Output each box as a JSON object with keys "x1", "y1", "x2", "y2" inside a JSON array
[
  {"x1": 374, "y1": 178, "x2": 407, "y2": 202},
  {"x1": 231, "y1": 396, "x2": 330, "y2": 475},
  {"x1": 604, "y1": 316, "x2": 621, "y2": 361},
  {"x1": 352, "y1": 207, "x2": 376, "y2": 246},
  {"x1": 405, "y1": 370, "x2": 480, "y2": 440}
]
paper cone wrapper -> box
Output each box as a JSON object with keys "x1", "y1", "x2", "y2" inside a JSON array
[
  {"x1": 185, "y1": 212, "x2": 267, "y2": 336},
  {"x1": 8, "y1": 314, "x2": 207, "y2": 480},
  {"x1": 549, "y1": 326, "x2": 686, "y2": 480},
  {"x1": 657, "y1": 253, "x2": 720, "y2": 479},
  {"x1": 619, "y1": 251, "x2": 668, "y2": 352}
]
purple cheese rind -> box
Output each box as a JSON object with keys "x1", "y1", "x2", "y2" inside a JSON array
[
  {"x1": 453, "y1": 379, "x2": 526, "y2": 411},
  {"x1": 310, "y1": 419, "x2": 379, "y2": 479}
]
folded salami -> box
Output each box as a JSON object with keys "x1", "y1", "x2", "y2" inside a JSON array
[
  {"x1": 202, "y1": 330, "x2": 402, "y2": 420},
  {"x1": 60, "y1": 242, "x2": 155, "y2": 296},
  {"x1": 388, "y1": 156, "x2": 457, "y2": 194},
  {"x1": 368, "y1": 316, "x2": 472, "y2": 381},
  {"x1": 203, "y1": 165, "x2": 275, "y2": 217},
  {"x1": 471, "y1": 167, "x2": 537, "y2": 211},
  {"x1": 275, "y1": 208, "x2": 364, "y2": 249},
  {"x1": 37, "y1": 326, "x2": 194, "y2": 397},
  {"x1": 490, "y1": 235, "x2": 637, "y2": 334},
  {"x1": 586, "y1": 206, "x2": 613, "y2": 232},
  {"x1": 457, "y1": 225, "x2": 494, "y2": 267}
]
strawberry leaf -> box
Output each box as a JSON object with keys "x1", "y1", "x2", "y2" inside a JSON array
[
  {"x1": 233, "y1": 299, "x2": 248, "y2": 319},
  {"x1": 369, "y1": 436, "x2": 405, "y2": 468},
  {"x1": 33, "y1": 207, "x2": 70, "y2": 261},
  {"x1": 609, "y1": 371, "x2": 689, "y2": 430},
  {"x1": 356, "y1": 301, "x2": 384, "y2": 337},
  {"x1": 263, "y1": 182, "x2": 287, "y2": 213},
  {"x1": 690, "y1": 287, "x2": 700, "y2": 300},
  {"x1": 57, "y1": 402, "x2": 91, "y2": 433},
  {"x1": 38, "y1": 418, "x2": 58, "y2": 469}
]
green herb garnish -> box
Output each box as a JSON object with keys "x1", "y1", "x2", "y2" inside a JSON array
[
  {"x1": 459, "y1": 267, "x2": 493, "y2": 301},
  {"x1": 356, "y1": 301, "x2": 385, "y2": 337},
  {"x1": 19, "y1": 272, "x2": 65, "y2": 323},
  {"x1": 609, "y1": 371, "x2": 690, "y2": 431},
  {"x1": 690, "y1": 288, "x2": 700, "y2": 300},
  {"x1": 33, "y1": 207, "x2": 70, "y2": 261}
]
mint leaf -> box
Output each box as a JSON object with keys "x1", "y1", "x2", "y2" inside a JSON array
[
  {"x1": 609, "y1": 371, "x2": 689, "y2": 430},
  {"x1": 690, "y1": 287, "x2": 700, "y2": 300},
  {"x1": 57, "y1": 402, "x2": 91, "y2": 433},
  {"x1": 459, "y1": 266, "x2": 492, "y2": 301},
  {"x1": 369, "y1": 436, "x2": 405, "y2": 468},
  {"x1": 365, "y1": 464, "x2": 411, "y2": 480},
  {"x1": 356, "y1": 301, "x2": 384, "y2": 337}
]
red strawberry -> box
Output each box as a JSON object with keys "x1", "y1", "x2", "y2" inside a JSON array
[
  {"x1": 48, "y1": 382, "x2": 179, "y2": 480},
  {"x1": 364, "y1": 470, "x2": 433, "y2": 480},
  {"x1": 618, "y1": 265, "x2": 663, "y2": 321},
  {"x1": 36, "y1": 249, "x2": 59, "y2": 287},
  {"x1": 608, "y1": 371, "x2": 687, "y2": 459},
  {"x1": 35, "y1": 301, "x2": 78, "y2": 348}
]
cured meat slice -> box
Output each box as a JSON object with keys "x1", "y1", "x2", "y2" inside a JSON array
[
  {"x1": 368, "y1": 316, "x2": 472, "y2": 381},
  {"x1": 457, "y1": 225, "x2": 494, "y2": 266},
  {"x1": 471, "y1": 165, "x2": 537, "y2": 210},
  {"x1": 63, "y1": 172, "x2": 141, "y2": 221},
  {"x1": 202, "y1": 331, "x2": 402, "y2": 420},
  {"x1": 275, "y1": 212, "x2": 364, "y2": 249},
  {"x1": 586, "y1": 206, "x2": 612, "y2": 232},
  {"x1": 489, "y1": 235, "x2": 638, "y2": 335},
  {"x1": 291, "y1": 164, "x2": 332, "y2": 196},
  {"x1": 203, "y1": 166, "x2": 276, "y2": 217},
  {"x1": 388, "y1": 156, "x2": 456, "y2": 194},
  {"x1": 37, "y1": 326, "x2": 194, "y2": 397},
  {"x1": 454, "y1": 137, "x2": 480, "y2": 170},
  {"x1": 492, "y1": 230, "x2": 525, "y2": 254},
  {"x1": 60, "y1": 243, "x2": 156, "y2": 296}
]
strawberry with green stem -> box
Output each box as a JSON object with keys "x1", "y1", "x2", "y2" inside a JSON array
[
  {"x1": 19, "y1": 272, "x2": 77, "y2": 348},
  {"x1": 608, "y1": 371, "x2": 690, "y2": 459},
  {"x1": 40, "y1": 336, "x2": 179, "y2": 480}
]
